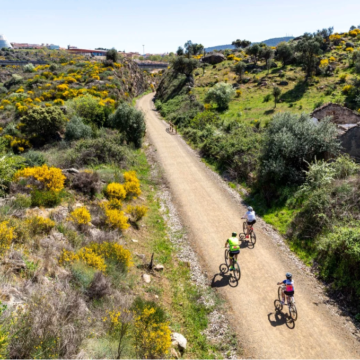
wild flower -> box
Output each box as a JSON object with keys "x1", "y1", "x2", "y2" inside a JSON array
[
  {"x1": 14, "y1": 164, "x2": 66, "y2": 193},
  {"x1": 124, "y1": 171, "x2": 141, "y2": 198},
  {"x1": 0, "y1": 221, "x2": 14, "y2": 255},
  {"x1": 106, "y1": 182, "x2": 126, "y2": 200},
  {"x1": 67, "y1": 206, "x2": 91, "y2": 225}
]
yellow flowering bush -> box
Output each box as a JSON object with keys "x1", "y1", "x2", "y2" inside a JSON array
[
  {"x1": 14, "y1": 165, "x2": 66, "y2": 193},
  {"x1": 26, "y1": 216, "x2": 55, "y2": 235},
  {"x1": 339, "y1": 73, "x2": 348, "y2": 83},
  {"x1": 133, "y1": 307, "x2": 171, "y2": 359},
  {"x1": 204, "y1": 103, "x2": 212, "y2": 111},
  {"x1": 89, "y1": 242, "x2": 133, "y2": 269},
  {"x1": 319, "y1": 59, "x2": 329, "y2": 68},
  {"x1": 236, "y1": 89, "x2": 242, "y2": 98},
  {"x1": 126, "y1": 205, "x2": 148, "y2": 222},
  {"x1": 329, "y1": 56, "x2": 336, "y2": 62},
  {"x1": 342, "y1": 84, "x2": 353, "y2": 94},
  {"x1": 57, "y1": 84, "x2": 69, "y2": 91},
  {"x1": 0, "y1": 221, "x2": 14, "y2": 255},
  {"x1": 54, "y1": 99, "x2": 65, "y2": 106},
  {"x1": 346, "y1": 47, "x2": 354, "y2": 52},
  {"x1": 60, "y1": 248, "x2": 107, "y2": 272},
  {"x1": 103, "y1": 206, "x2": 130, "y2": 231},
  {"x1": 106, "y1": 183, "x2": 126, "y2": 200},
  {"x1": 67, "y1": 206, "x2": 91, "y2": 225},
  {"x1": 10, "y1": 138, "x2": 31, "y2": 153},
  {"x1": 124, "y1": 171, "x2": 141, "y2": 198}
]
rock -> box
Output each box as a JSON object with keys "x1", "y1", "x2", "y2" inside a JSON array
[
  {"x1": 135, "y1": 253, "x2": 146, "y2": 260},
  {"x1": 62, "y1": 168, "x2": 80, "y2": 175},
  {"x1": 155, "y1": 295, "x2": 159, "y2": 299},
  {"x1": 201, "y1": 53, "x2": 225, "y2": 65},
  {"x1": 142, "y1": 274, "x2": 151, "y2": 283},
  {"x1": 171, "y1": 333, "x2": 187, "y2": 351},
  {"x1": 279, "y1": 81, "x2": 289, "y2": 86},
  {"x1": 170, "y1": 348, "x2": 179, "y2": 359},
  {"x1": 346, "y1": 41, "x2": 354, "y2": 48},
  {"x1": 132, "y1": 239, "x2": 138, "y2": 243},
  {"x1": 154, "y1": 264, "x2": 164, "y2": 271}
]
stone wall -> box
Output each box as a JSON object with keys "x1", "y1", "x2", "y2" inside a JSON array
[
  {"x1": 339, "y1": 126, "x2": 360, "y2": 161},
  {"x1": 312, "y1": 103, "x2": 360, "y2": 124}
]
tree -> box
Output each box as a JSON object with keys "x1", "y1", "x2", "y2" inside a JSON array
[
  {"x1": 350, "y1": 25, "x2": 356, "y2": 31},
  {"x1": 176, "y1": 47, "x2": 184, "y2": 56},
  {"x1": 272, "y1": 86, "x2": 281, "y2": 108},
  {"x1": 172, "y1": 56, "x2": 199, "y2": 76},
  {"x1": 260, "y1": 112, "x2": 340, "y2": 186},
  {"x1": 260, "y1": 46, "x2": 274, "y2": 69},
  {"x1": 233, "y1": 61, "x2": 246, "y2": 81},
  {"x1": 231, "y1": 39, "x2": 251, "y2": 49},
  {"x1": 205, "y1": 82, "x2": 235, "y2": 110},
  {"x1": 184, "y1": 41, "x2": 204, "y2": 57},
  {"x1": 246, "y1": 44, "x2": 261, "y2": 65},
  {"x1": 106, "y1": 49, "x2": 118, "y2": 62},
  {"x1": 276, "y1": 42, "x2": 294, "y2": 67},
  {"x1": 295, "y1": 34, "x2": 323, "y2": 77},
  {"x1": 108, "y1": 103, "x2": 146, "y2": 148}
]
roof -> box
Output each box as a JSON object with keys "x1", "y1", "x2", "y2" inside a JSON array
[{"x1": 311, "y1": 102, "x2": 360, "y2": 118}]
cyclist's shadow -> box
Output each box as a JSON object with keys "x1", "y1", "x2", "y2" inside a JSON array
[
  {"x1": 240, "y1": 234, "x2": 255, "y2": 249},
  {"x1": 268, "y1": 300, "x2": 295, "y2": 329},
  {"x1": 211, "y1": 264, "x2": 239, "y2": 288}
]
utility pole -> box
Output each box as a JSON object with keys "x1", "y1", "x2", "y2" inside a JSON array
[{"x1": 143, "y1": 45, "x2": 144, "y2": 56}]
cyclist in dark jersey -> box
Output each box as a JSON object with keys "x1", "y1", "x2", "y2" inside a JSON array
[{"x1": 277, "y1": 272, "x2": 295, "y2": 305}]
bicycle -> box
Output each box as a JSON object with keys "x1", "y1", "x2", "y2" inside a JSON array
[
  {"x1": 242, "y1": 221, "x2": 256, "y2": 245},
  {"x1": 224, "y1": 247, "x2": 241, "y2": 281},
  {"x1": 277, "y1": 285, "x2": 298, "y2": 321}
]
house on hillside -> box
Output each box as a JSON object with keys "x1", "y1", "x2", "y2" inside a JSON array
[{"x1": 312, "y1": 103, "x2": 360, "y2": 161}]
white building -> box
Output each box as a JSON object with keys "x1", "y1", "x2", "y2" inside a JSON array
[{"x1": 0, "y1": 34, "x2": 12, "y2": 49}]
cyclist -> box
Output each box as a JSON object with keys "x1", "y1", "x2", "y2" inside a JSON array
[
  {"x1": 225, "y1": 232, "x2": 240, "y2": 270},
  {"x1": 277, "y1": 272, "x2": 294, "y2": 305},
  {"x1": 241, "y1": 206, "x2": 256, "y2": 239}
]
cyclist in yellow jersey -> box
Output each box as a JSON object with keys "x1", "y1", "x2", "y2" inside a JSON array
[{"x1": 225, "y1": 232, "x2": 240, "y2": 270}]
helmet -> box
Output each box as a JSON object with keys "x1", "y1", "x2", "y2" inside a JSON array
[
  {"x1": 232, "y1": 232, "x2": 237, "y2": 237},
  {"x1": 286, "y1": 272, "x2": 292, "y2": 280},
  {"x1": 248, "y1": 206, "x2": 253, "y2": 211}
]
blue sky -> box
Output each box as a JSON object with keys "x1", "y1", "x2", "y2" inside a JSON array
[{"x1": 1, "y1": 0, "x2": 360, "y2": 53}]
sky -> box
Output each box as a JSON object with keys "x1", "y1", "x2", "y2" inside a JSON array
[{"x1": 1, "y1": 0, "x2": 360, "y2": 54}]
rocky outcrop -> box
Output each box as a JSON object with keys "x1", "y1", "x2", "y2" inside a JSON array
[{"x1": 201, "y1": 54, "x2": 225, "y2": 65}]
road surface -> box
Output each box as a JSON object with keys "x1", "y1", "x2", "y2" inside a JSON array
[{"x1": 138, "y1": 93, "x2": 360, "y2": 359}]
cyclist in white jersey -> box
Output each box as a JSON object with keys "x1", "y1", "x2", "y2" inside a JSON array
[{"x1": 241, "y1": 206, "x2": 256, "y2": 238}]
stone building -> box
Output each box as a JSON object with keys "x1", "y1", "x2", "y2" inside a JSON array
[{"x1": 312, "y1": 103, "x2": 360, "y2": 161}]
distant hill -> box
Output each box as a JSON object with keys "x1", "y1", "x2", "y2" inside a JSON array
[{"x1": 205, "y1": 36, "x2": 295, "y2": 52}]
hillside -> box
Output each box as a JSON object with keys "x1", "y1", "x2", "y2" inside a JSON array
[
  {"x1": 0, "y1": 49, "x2": 234, "y2": 358},
  {"x1": 156, "y1": 27, "x2": 360, "y2": 313},
  {"x1": 205, "y1": 36, "x2": 294, "y2": 52}
]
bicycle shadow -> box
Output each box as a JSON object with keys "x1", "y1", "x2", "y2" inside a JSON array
[
  {"x1": 211, "y1": 264, "x2": 239, "y2": 288},
  {"x1": 240, "y1": 234, "x2": 255, "y2": 249},
  {"x1": 268, "y1": 300, "x2": 296, "y2": 329}
]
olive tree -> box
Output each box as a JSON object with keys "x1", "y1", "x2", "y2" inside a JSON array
[
  {"x1": 233, "y1": 61, "x2": 246, "y2": 81},
  {"x1": 205, "y1": 82, "x2": 235, "y2": 110}
]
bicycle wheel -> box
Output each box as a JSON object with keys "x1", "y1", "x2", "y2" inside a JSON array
[
  {"x1": 278, "y1": 286, "x2": 283, "y2": 301},
  {"x1": 289, "y1": 303, "x2": 298, "y2": 321},
  {"x1": 233, "y1": 261, "x2": 241, "y2": 281},
  {"x1": 250, "y1": 230, "x2": 256, "y2": 245},
  {"x1": 243, "y1": 221, "x2": 247, "y2": 234},
  {"x1": 224, "y1": 248, "x2": 229, "y2": 265}
]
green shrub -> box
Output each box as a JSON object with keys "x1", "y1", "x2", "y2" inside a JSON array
[
  {"x1": 12, "y1": 194, "x2": 32, "y2": 209},
  {"x1": 190, "y1": 111, "x2": 220, "y2": 130},
  {"x1": 71, "y1": 261, "x2": 97, "y2": 289},
  {"x1": 21, "y1": 107, "x2": 67, "y2": 146},
  {"x1": 23, "y1": 63, "x2": 35, "y2": 73},
  {"x1": 65, "y1": 116, "x2": 92, "y2": 141},
  {"x1": 0, "y1": 154, "x2": 25, "y2": 196},
  {"x1": 106, "y1": 49, "x2": 118, "y2": 63},
  {"x1": 131, "y1": 297, "x2": 167, "y2": 324},
  {"x1": 4, "y1": 74, "x2": 23, "y2": 90},
  {"x1": 332, "y1": 154, "x2": 359, "y2": 179},
  {"x1": 31, "y1": 190, "x2": 62, "y2": 207},
  {"x1": 204, "y1": 82, "x2": 235, "y2": 110},
  {"x1": 260, "y1": 112, "x2": 340, "y2": 186},
  {"x1": 67, "y1": 94, "x2": 107, "y2": 128},
  {"x1": 49, "y1": 63, "x2": 58, "y2": 71},
  {"x1": 108, "y1": 103, "x2": 146, "y2": 148},
  {"x1": 23, "y1": 150, "x2": 46, "y2": 167}
]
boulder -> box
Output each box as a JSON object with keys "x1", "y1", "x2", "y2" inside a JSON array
[
  {"x1": 171, "y1": 333, "x2": 187, "y2": 351},
  {"x1": 279, "y1": 81, "x2": 289, "y2": 86},
  {"x1": 201, "y1": 54, "x2": 225, "y2": 65},
  {"x1": 346, "y1": 41, "x2": 354, "y2": 48},
  {"x1": 154, "y1": 264, "x2": 164, "y2": 271},
  {"x1": 135, "y1": 253, "x2": 146, "y2": 260},
  {"x1": 142, "y1": 274, "x2": 151, "y2": 283},
  {"x1": 170, "y1": 348, "x2": 179, "y2": 359}
]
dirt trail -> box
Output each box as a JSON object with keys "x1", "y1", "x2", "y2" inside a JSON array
[{"x1": 138, "y1": 93, "x2": 360, "y2": 359}]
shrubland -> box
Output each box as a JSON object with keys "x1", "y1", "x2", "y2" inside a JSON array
[
  {"x1": 0, "y1": 49, "x2": 231, "y2": 358},
  {"x1": 156, "y1": 26, "x2": 360, "y2": 311}
]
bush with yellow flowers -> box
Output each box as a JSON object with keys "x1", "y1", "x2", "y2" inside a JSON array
[
  {"x1": 126, "y1": 205, "x2": 148, "y2": 222},
  {"x1": 0, "y1": 221, "x2": 14, "y2": 255},
  {"x1": 26, "y1": 216, "x2": 55, "y2": 236},
  {"x1": 342, "y1": 84, "x2": 354, "y2": 94},
  {"x1": 133, "y1": 307, "x2": 171, "y2": 359},
  {"x1": 67, "y1": 206, "x2": 91, "y2": 226},
  {"x1": 236, "y1": 89, "x2": 242, "y2": 98},
  {"x1": 102, "y1": 205, "x2": 130, "y2": 231},
  {"x1": 106, "y1": 183, "x2": 126, "y2": 200},
  {"x1": 14, "y1": 165, "x2": 66, "y2": 193},
  {"x1": 60, "y1": 247, "x2": 107, "y2": 272},
  {"x1": 89, "y1": 242, "x2": 133, "y2": 269},
  {"x1": 124, "y1": 171, "x2": 141, "y2": 198}
]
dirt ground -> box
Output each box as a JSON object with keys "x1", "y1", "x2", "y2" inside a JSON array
[{"x1": 137, "y1": 93, "x2": 360, "y2": 359}]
